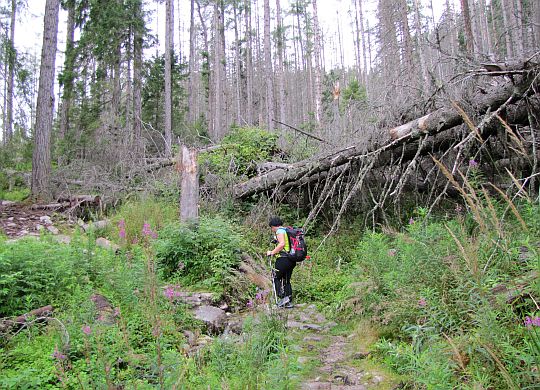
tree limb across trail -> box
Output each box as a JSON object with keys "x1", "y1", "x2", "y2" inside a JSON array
[{"x1": 233, "y1": 65, "x2": 539, "y2": 200}]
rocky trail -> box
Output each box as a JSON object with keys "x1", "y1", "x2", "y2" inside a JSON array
[
  {"x1": 175, "y1": 289, "x2": 401, "y2": 389},
  {"x1": 284, "y1": 304, "x2": 400, "y2": 390}
]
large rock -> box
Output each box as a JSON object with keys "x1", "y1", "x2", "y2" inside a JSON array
[
  {"x1": 173, "y1": 291, "x2": 215, "y2": 307},
  {"x1": 193, "y1": 305, "x2": 227, "y2": 333},
  {"x1": 95, "y1": 237, "x2": 120, "y2": 253}
]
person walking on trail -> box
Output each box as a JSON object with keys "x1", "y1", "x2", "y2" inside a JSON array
[{"x1": 266, "y1": 216, "x2": 295, "y2": 308}]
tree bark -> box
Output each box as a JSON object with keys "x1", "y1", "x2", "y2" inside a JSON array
[
  {"x1": 179, "y1": 145, "x2": 199, "y2": 223},
  {"x1": 188, "y1": 0, "x2": 197, "y2": 124},
  {"x1": 58, "y1": 0, "x2": 76, "y2": 142},
  {"x1": 263, "y1": 0, "x2": 274, "y2": 130},
  {"x1": 4, "y1": 0, "x2": 16, "y2": 143},
  {"x1": 164, "y1": 0, "x2": 174, "y2": 155},
  {"x1": 132, "y1": 0, "x2": 143, "y2": 158},
  {"x1": 312, "y1": 0, "x2": 322, "y2": 123},
  {"x1": 32, "y1": 0, "x2": 60, "y2": 200},
  {"x1": 275, "y1": 0, "x2": 286, "y2": 130},
  {"x1": 460, "y1": 0, "x2": 475, "y2": 56}
]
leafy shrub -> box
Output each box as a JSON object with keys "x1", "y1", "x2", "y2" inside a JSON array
[
  {"x1": 0, "y1": 235, "x2": 132, "y2": 317},
  {"x1": 199, "y1": 126, "x2": 278, "y2": 179},
  {"x1": 155, "y1": 216, "x2": 245, "y2": 290}
]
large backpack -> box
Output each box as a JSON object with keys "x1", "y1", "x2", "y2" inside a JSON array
[{"x1": 284, "y1": 227, "x2": 308, "y2": 262}]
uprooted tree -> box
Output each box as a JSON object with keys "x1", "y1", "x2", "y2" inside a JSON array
[{"x1": 233, "y1": 61, "x2": 540, "y2": 232}]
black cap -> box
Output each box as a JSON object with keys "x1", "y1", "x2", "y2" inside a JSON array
[{"x1": 269, "y1": 216, "x2": 283, "y2": 227}]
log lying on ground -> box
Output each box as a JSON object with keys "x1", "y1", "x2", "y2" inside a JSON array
[
  {"x1": 0, "y1": 305, "x2": 54, "y2": 333},
  {"x1": 31, "y1": 195, "x2": 101, "y2": 212},
  {"x1": 234, "y1": 68, "x2": 538, "y2": 199}
]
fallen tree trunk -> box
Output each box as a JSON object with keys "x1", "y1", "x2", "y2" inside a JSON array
[
  {"x1": 234, "y1": 68, "x2": 538, "y2": 199},
  {"x1": 0, "y1": 305, "x2": 54, "y2": 333}
]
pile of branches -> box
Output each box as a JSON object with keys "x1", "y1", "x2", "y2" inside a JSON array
[{"x1": 233, "y1": 59, "x2": 540, "y2": 232}]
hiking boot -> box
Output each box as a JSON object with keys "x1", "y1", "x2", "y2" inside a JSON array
[
  {"x1": 276, "y1": 296, "x2": 290, "y2": 308},
  {"x1": 283, "y1": 301, "x2": 294, "y2": 309}
]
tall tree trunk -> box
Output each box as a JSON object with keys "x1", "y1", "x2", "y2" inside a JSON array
[
  {"x1": 500, "y1": 0, "x2": 513, "y2": 58},
  {"x1": 413, "y1": 0, "x2": 429, "y2": 97},
  {"x1": 32, "y1": 0, "x2": 60, "y2": 200},
  {"x1": 460, "y1": 0, "x2": 475, "y2": 56},
  {"x1": 4, "y1": 0, "x2": 16, "y2": 143},
  {"x1": 511, "y1": 0, "x2": 524, "y2": 57},
  {"x1": 263, "y1": 0, "x2": 274, "y2": 130},
  {"x1": 477, "y1": 0, "x2": 492, "y2": 57},
  {"x1": 399, "y1": 0, "x2": 413, "y2": 74},
  {"x1": 210, "y1": 1, "x2": 223, "y2": 140},
  {"x1": 533, "y1": 0, "x2": 540, "y2": 48},
  {"x1": 188, "y1": 0, "x2": 196, "y2": 124},
  {"x1": 312, "y1": 0, "x2": 322, "y2": 124},
  {"x1": 196, "y1": 0, "x2": 210, "y2": 130},
  {"x1": 354, "y1": 0, "x2": 369, "y2": 92},
  {"x1": 244, "y1": 0, "x2": 254, "y2": 125},
  {"x1": 58, "y1": 0, "x2": 76, "y2": 142},
  {"x1": 133, "y1": 0, "x2": 143, "y2": 158},
  {"x1": 232, "y1": 2, "x2": 242, "y2": 124},
  {"x1": 275, "y1": 0, "x2": 286, "y2": 130},
  {"x1": 164, "y1": 0, "x2": 174, "y2": 155}
]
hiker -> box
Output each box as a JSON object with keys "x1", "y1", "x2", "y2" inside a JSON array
[{"x1": 266, "y1": 216, "x2": 295, "y2": 308}]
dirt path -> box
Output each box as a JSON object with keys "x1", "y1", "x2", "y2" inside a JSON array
[{"x1": 281, "y1": 304, "x2": 401, "y2": 390}]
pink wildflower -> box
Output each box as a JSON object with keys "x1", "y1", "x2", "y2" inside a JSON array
[
  {"x1": 469, "y1": 159, "x2": 478, "y2": 168},
  {"x1": 118, "y1": 219, "x2": 125, "y2": 229},
  {"x1": 113, "y1": 307, "x2": 121, "y2": 317},
  {"x1": 119, "y1": 228, "x2": 126, "y2": 239},
  {"x1": 409, "y1": 217, "x2": 415, "y2": 225},
  {"x1": 82, "y1": 325, "x2": 92, "y2": 335},
  {"x1": 418, "y1": 298, "x2": 427, "y2": 307},
  {"x1": 164, "y1": 286, "x2": 175, "y2": 300},
  {"x1": 524, "y1": 316, "x2": 540, "y2": 327},
  {"x1": 163, "y1": 285, "x2": 182, "y2": 300},
  {"x1": 142, "y1": 222, "x2": 152, "y2": 236},
  {"x1": 247, "y1": 300, "x2": 254, "y2": 308},
  {"x1": 51, "y1": 345, "x2": 67, "y2": 360}
]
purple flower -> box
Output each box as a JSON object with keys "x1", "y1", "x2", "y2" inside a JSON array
[
  {"x1": 247, "y1": 300, "x2": 254, "y2": 308},
  {"x1": 164, "y1": 286, "x2": 175, "y2": 300},
  {"x1": 82, "y1": 325, "x2": 92, "y2": 335},
  {"x1": 409, "y1": 217, "x2": 415, "y2": 225},
  {"x1": 113, "y1": 307, "x2": 121, "y2": 317},
  {"x1": 51, "y1": 346, "x2": 67, "y2": 361},
  {"x1": 118, "y1": 219, "x2": 125, "y2": 229},
  {"x1": 142, "y1": 222, "x2": 152, "y2": 236},
  {"x1": 119, "y1": 228, "x2": 126, "y2": 239},
  {"x1": 163, "y1": 285, "x2": 182, "y2": 300},
  {"x1": 469, "y1": 159, "x2": 478, "y2": 168},
  {"x1": 524, "y1": 316, "x2": 540, "y2": 327},
  {"x1": 418, "y1": 298, "x2": 427, "y2": 307}
]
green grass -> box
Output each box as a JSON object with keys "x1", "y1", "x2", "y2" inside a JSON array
[{"x1": 0, "y1": 187, "x2": 30, "y2": 202}]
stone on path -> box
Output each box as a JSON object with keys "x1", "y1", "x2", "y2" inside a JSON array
[{"x1": 193, "y1": 305, "x2": 227, "y2": 333}]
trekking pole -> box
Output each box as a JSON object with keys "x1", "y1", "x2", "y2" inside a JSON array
[{"x1": 268, "y1": 255, "x2": 279, "y2": 306}]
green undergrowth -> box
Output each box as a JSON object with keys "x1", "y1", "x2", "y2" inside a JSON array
[
  {"x1": 1, "y1": 190, "x2": 539, "y2": 388},
  {"x1": 349, "y1": 200, "x2": 540, "y2": 389}
]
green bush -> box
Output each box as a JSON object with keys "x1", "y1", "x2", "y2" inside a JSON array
[
  {"x1": 155, "y1": 216, "x2": 245, "y2": 290},
  {"x1": 0, "y1": 235, "x2": 135, "y2": 317},
  {"x1": 199, "y1": 126, "x2": 278, "y2": 179}
]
